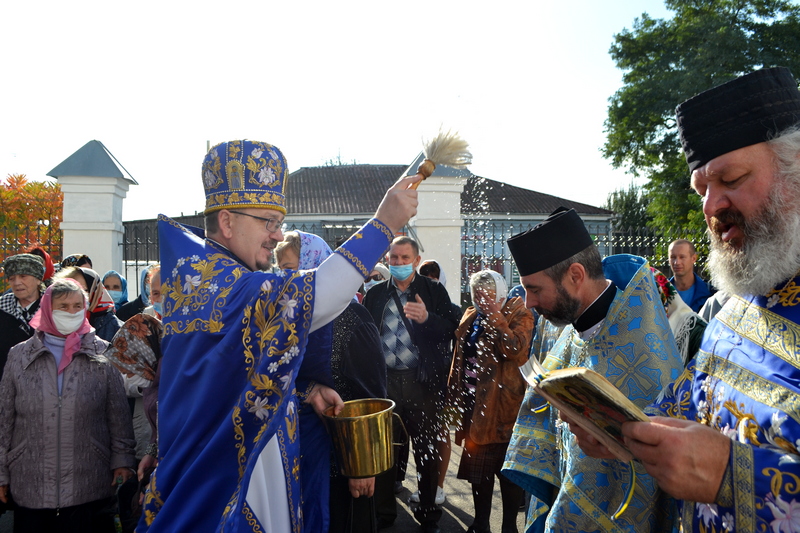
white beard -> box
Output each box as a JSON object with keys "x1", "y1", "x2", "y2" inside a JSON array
[{"x1": 708, "y1": 188, "x2": 800, "y2": 297}]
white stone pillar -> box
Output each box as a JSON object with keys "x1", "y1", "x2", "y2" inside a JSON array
[
  {"x1": 58, "y1": 176, "x2": 131, "y2": 276},
  {"x1": 413, "y1": 175, "x2": 467, "y2": 306},
  {"x1": 48, "y1": 141, "x2": 136, "y2": 276}
]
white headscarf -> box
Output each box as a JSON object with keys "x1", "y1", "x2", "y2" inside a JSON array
[
  {"x1": 420, "y1": 259, "x2": 447, "y2": 287},
  {"x1": 468, "y1": 270, "x2": 508, "y2": 312}
]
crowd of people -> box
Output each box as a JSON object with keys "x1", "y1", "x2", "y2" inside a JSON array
[{"x1": 0, "y1": 66, "x2": 799, "y2": 533}]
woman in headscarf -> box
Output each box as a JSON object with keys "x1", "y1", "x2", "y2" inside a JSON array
[
  {"x1": 106, "y1": 313, "x2": 164, "y2": 518},
  {"x1": 447, "y1": 270, "x2": 533, "y2": 533},
  {"x1": 26, "y1": 246, "x2": 55, "y2": 285},
  {"x1": 0, "y1": 278, "x2": 136, "y2": 532},
  {"x1": 55, "y1": 266, "x2": 123, "y2": 342},
  {"x1": 0, "y1": 253, "x2": 46, "y2": 381},
  {"x1": 117, "y1": 266, "x2": 153, "y2": 322},
  {"x1": 276, "y1": 230, "x2": 338, "y2": 532},
  {"x1": 59, "y1": 253, "x2": 92, "y2": 270},
  {"x1": 102, "y1": 270, "x2": 129, "y2": 312}
]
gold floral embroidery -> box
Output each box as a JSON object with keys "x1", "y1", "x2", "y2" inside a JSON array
[
  {"x1": 142, "y1": 468, "x2": 164, "y2": 525},
  {"x1": 764, "y1": 274, "x2": 800, "y2": 307},
  {"x1": 716, "y1": 295, "x2": 800, "y2": 369},
  {"x1": 163, "y1": 254, "x2": 244, "y2": 336},
  {"x1": 696, "y1": 351, "x2": 800, "y2": 426},
  {"x1": 232, "y1": 406, "x2": 246, "y2": 478},
  {"x1": 723, "y1": 401, "x2": 762, "y2": 446}
]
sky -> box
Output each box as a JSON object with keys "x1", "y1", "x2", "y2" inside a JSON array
[{"x1": 1, "y1": 0, "x2": 673, "y2": 222}]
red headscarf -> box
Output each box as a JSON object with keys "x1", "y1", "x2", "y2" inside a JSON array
[
  {"x1": 27, "y1": 246, "x2": 55, "y2": 282},
  {"x1": 29, "y1": 278, "x2": 93, "y2": 374}
]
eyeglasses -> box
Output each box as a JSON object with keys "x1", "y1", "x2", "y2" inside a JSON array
[
  {"x1": 368, "y1": 274, "x2": 384, "y2": 282},
  {"x1": 228, "y1": 210, "x2": 284, "y2": 233}
]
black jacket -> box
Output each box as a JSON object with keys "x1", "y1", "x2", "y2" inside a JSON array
[
  {"x1": 117, "y1": 294, "x2": 146, "y2": 322},
  {"x1": 0, "y1": 298, "x2": 40, "y2": 380},
  {"x1": 362, "y1": 274, "x2": 459, "y2": 386}
]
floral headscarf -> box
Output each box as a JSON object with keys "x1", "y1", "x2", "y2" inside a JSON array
[
  {"x1": 29, "y1": 278, "x2": 92, "y2": 374},
  {"x1": 60, "y1": 253, "x2": 92, "y2": 269},
  {"x1": 79, "y1": 267, "x2": 116, "y2": 315},
  {"x1": 106, "y1": 313, "x2": 163, "y2": 383},
  {"x1": 297, "y1": 231, "x2": 333, "y2": 269}
]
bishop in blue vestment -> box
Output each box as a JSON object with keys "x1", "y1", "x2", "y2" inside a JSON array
[{"x1": 138, "y1": 140, "x2": 420, "y2": 533}]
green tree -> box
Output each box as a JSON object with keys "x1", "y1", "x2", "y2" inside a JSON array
[
  {"x1": 603, "y1": 182, "x2": 652, "y2": 231},
  {"x1": 603, "y1": 0, "x2": 800, "y2": 233}
]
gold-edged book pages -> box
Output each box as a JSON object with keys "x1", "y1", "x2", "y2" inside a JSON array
[{"x1": 520, "y1": 360, "x2": 648, "y2": 462}]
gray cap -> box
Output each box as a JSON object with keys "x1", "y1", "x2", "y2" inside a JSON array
[{"x1": 2, "y1": 253, "x2": 45, "y2": 280}]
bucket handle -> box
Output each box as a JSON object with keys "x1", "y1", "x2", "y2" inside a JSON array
[{"x1": 392, "y1": 412, "x2": 409, "y2": 446}]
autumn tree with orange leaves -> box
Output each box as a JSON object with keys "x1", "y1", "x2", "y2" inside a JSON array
[{"x1": 0, "y1": 173, "x2": 63, "y2": 260}]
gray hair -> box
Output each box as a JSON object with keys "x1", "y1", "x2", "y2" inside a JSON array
[
  {"x1": 50, "y1": 278, "x2": 88, "y2": 304},
  {"x1": 390, "y1": 236, "x2": 419, "y2": 257},
  {"x1": 768, "y1": 125, "x2": 800, "y2": 190}
]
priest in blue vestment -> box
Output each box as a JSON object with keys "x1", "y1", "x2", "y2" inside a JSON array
[
  {"x1": 138, "y1": 140, "x2": 421, "y2": 533},
  {"x1": 501, "y1": 207, "x2": 683, "y2": 532},
  {"x1": 569, "y1": 68, "x2": 800, "y2": 532}
]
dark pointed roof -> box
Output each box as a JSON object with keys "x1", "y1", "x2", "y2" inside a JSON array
[
  {"x1": 286, "y1": 164, "x2": 610, "y2": 217},
  {"x1": 47, "y1": 140, "x2": 137, "y2": 184}
]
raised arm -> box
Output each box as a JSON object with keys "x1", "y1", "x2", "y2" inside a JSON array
[{"x1": 311, "y1": 174, "x2": 421, "y2": 332}]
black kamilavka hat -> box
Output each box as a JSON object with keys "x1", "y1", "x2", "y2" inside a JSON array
[
  {"x1": 507, "y1": 207, "x2": 593, "y2": 276},
  {"x1": 676, "y1": 67, "x2": 800, "y2": 172}
]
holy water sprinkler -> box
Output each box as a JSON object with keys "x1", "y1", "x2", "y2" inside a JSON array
[{"x1": 410, "y1": 129, "x2": 472, "y2": 190}]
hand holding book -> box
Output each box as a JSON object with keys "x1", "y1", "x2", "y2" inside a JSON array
[{"x1": 520, "y1": 358, "x2": 649, "y2": 462}]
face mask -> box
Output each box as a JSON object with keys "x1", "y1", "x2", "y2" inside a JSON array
[
  {"x1": 52, "y1": 310, "x2": 86, "y2": 336},
  {"x1": 108, "y1": 290, "x2": 124, "y2": 304},
  {"x1": 152, "y1": 302, "x2": 163, "y2": 316},
  {"x1": 364, "y1": 279, "x2": 380, "y2": 291},
  {"x1": 389, "y1": 264, "x2": 415, "y2": 281}
]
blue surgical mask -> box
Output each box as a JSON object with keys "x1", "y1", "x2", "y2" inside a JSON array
[
  {"x1": 108, "y1": 290, "x2": 124, "y2": 304},
  {"x1": 389, "y1": 264, "x2": 415, "y2": 282},
  {"x1": 364, "y1": 279, "x2": 380, "y2": 291},
  {"x1": 152, "y1": 301, "x2": 163, "y2": 316}
]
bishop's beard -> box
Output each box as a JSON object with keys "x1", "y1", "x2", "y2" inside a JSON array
[{"x1": 707, "y1": 183, "x2": 800, "y2": 297}]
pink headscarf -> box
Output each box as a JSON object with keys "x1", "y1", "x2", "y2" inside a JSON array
[{"x1": 29, "y1": 278, "x2": 93, "y2": 374}]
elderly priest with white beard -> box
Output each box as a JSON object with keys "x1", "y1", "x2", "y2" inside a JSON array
[{"x1": 570, "y1": 67, "x2": 800, "y2": 533}]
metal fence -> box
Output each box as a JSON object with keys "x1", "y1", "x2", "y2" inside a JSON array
[
  {"x1": 0, "y1": 226, "x2": 62, "y2": 293},
  {"x1": 460, "y1": 220, "x2": 709, "y2": 294},
  {"x1": 119, "y1": 218, "x2": 709, "y2": 300}
]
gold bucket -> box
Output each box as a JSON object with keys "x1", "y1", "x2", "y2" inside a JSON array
[{"x1": 323, "y1": 398, "x2": 405, "y2": 478}]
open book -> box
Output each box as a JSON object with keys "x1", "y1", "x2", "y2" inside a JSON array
[{"x1": 520, "y1": 358, "x2": 649, "y2": 462}]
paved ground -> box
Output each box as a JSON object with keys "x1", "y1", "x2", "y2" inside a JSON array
[
  {"x1": 383, "y1": 430, "x2": 525, "y2": 533},
  {"x1": 0, "y1": 431, "x2": 525, "y2": 533}
]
